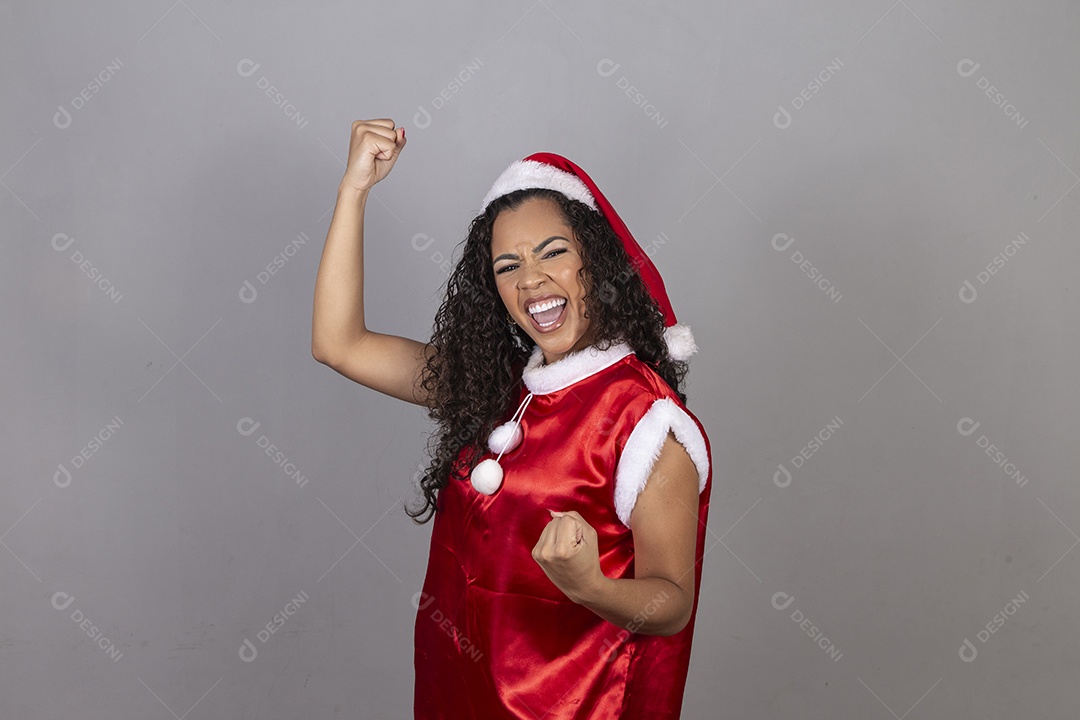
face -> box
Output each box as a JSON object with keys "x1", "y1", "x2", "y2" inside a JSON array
[{"x1": 490, "y1": 196, "x2": 593, "y2": 365}]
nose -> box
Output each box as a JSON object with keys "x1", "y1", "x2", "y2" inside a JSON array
[{"x1": 516, "y1": 258, "x2": 547, "y2": 288}]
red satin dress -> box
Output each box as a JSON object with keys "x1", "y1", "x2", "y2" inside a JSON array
[{"x1": 414, "y1": 341, "x2": 712, "y2": 719}]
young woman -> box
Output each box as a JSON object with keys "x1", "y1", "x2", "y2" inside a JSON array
[{"x1": 312, "y1": 118, "x2": 712, "y2": 719}]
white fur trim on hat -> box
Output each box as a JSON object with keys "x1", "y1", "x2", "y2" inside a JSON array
[
  {"x1": 663, "y1": 323, "x2": 698, "y2": 362},
  {"x1": 613, "y1": 397, "x2": 709, "y2": 528},
  {"x1": 480, "y1": 159, "x2": 599, "y2": 215}
]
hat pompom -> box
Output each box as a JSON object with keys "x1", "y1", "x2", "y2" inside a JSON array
[{"x1": 664, "y1": 323, "x2": 698, "y2": 362}]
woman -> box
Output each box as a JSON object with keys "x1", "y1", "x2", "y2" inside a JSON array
[{"x1": 312, "y1": 119, "x2": 712, "y2": 719}]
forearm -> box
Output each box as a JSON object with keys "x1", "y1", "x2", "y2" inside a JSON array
[
  {"x1": 311, "y1": 183, "x2": 371, "y2": 359},
  {"x1": 572, "y1": 574, "x2": 692, "y2": 637}
]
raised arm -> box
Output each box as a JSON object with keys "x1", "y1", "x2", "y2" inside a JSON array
[{"x1": 311, "y1": 119, "x2": 435, "y2": 407}]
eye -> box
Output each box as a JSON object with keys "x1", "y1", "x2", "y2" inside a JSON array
[
  {"x1": 544, "y1": 249, "x2": 567, "y2": 259},
  {"x1": 495, "y1": 263, "x2": 517, "y2": 275}
]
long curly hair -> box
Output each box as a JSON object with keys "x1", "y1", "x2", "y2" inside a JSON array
[{"x1": 405, "y1": 187, "x2": 689, "y2": 524}]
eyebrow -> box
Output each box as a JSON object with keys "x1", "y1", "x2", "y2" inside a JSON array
[{"x1": 492, "y1": 236, "x2": 569, "y2": 264}]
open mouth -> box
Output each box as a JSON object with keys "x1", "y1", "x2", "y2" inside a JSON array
[{"x1": 526, "y1": 297, "x2": 567, "y2": 332}]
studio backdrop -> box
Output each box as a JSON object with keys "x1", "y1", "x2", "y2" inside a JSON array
[{"x1": 2, "y1": 0, "x2": 1078, "y2": 717}]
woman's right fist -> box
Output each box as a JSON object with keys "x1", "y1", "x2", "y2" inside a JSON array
[{"x1": 340, "y1": 118, "x2": 406, "y2": 192}]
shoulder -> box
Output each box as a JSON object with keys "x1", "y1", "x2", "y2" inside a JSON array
[
  {"x1": 599, "y1": 352, "x2": 701, "y2": 426},
  {"x1": 605, "y1": 354, "x2": 711, "y2": 527},
  {"x1": 619, "y1": 352, "x2": 683, "y2": 397}
]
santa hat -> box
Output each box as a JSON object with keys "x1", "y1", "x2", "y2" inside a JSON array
[{"x1": 480, "y1": 152, "x2": 697, "y2": 363}]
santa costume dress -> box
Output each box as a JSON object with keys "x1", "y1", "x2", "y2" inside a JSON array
[{"x1": 412, "y1": 153, "x2": 713, "y2": 719}]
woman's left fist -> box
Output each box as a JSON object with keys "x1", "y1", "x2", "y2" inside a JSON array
[{"x1": 532, "y1": 509, "x2": 604, "y2": 603}]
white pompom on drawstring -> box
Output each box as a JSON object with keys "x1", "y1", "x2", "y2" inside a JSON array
[
  {"x1": 487, "y1": 421, "x2": 523, "y2": 454},
  {"x1": 470, "y1": 458, "x2": 504, "y2": 495},
  {"x1": 663, "y1": 323, "x2": 698, "y2": 362},
  {"x1": 470, "y1": 391, "x2": 535, "y2": 496}
]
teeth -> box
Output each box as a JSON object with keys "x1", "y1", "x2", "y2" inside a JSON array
[{"x1": 527, "y1": 297, "x2": 566, "y2": 315}]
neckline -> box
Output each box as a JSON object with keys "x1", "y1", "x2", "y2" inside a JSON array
[{"x1": 521, "y1": 340, "x2": 634, "y2": 395}]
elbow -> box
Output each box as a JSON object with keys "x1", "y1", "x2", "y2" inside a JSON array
[
  {"x1": 651, "y1": 593, "x2": 694, "y2": 636},
  {"x1": 667, "y1": 609, "x2": 693, "y2": 636},
  {"x1": 312, "y1": 332, "x2": 365, "y2": 367},
  {"x1": 654, "y1": 612, "x2": 692, "y2": 637},
  {"x1": 311, "y1": 343, "x2": 334, "y2": 366}
]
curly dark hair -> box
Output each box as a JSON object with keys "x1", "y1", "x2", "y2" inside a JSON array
[{"x1": 405, "y1": 187, "x2": 689, "y2": 524}]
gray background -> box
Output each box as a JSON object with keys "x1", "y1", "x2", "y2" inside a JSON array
[{"x1": 3, "y1": 0, "x2": 1078, "y2": 717}]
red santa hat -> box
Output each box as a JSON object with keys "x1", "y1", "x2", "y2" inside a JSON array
[{"x1": 480, "y1": 152, "x2": 697, "y2": 363}]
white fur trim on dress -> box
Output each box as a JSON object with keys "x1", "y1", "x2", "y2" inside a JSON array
[
  {"x1": 480, "y1": 159, "x2": 599, "y2": 215},
  {"x1": 663, "y1": 323, "x2": 697, "y2": 362},
  {"x1": 613, "y1": 397, "x2": 709, "y2": 528},
  {"x1": 522, "y1": 341, "x2": 634, "y2": 395}
]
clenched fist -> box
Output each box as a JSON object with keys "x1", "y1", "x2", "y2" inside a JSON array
[
  {"x1": 532, "y1": 509, "x2": 605, "y2": 604},
  {"x1": 340, "y1": 118, "x2": 406, "y2": 193}
]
